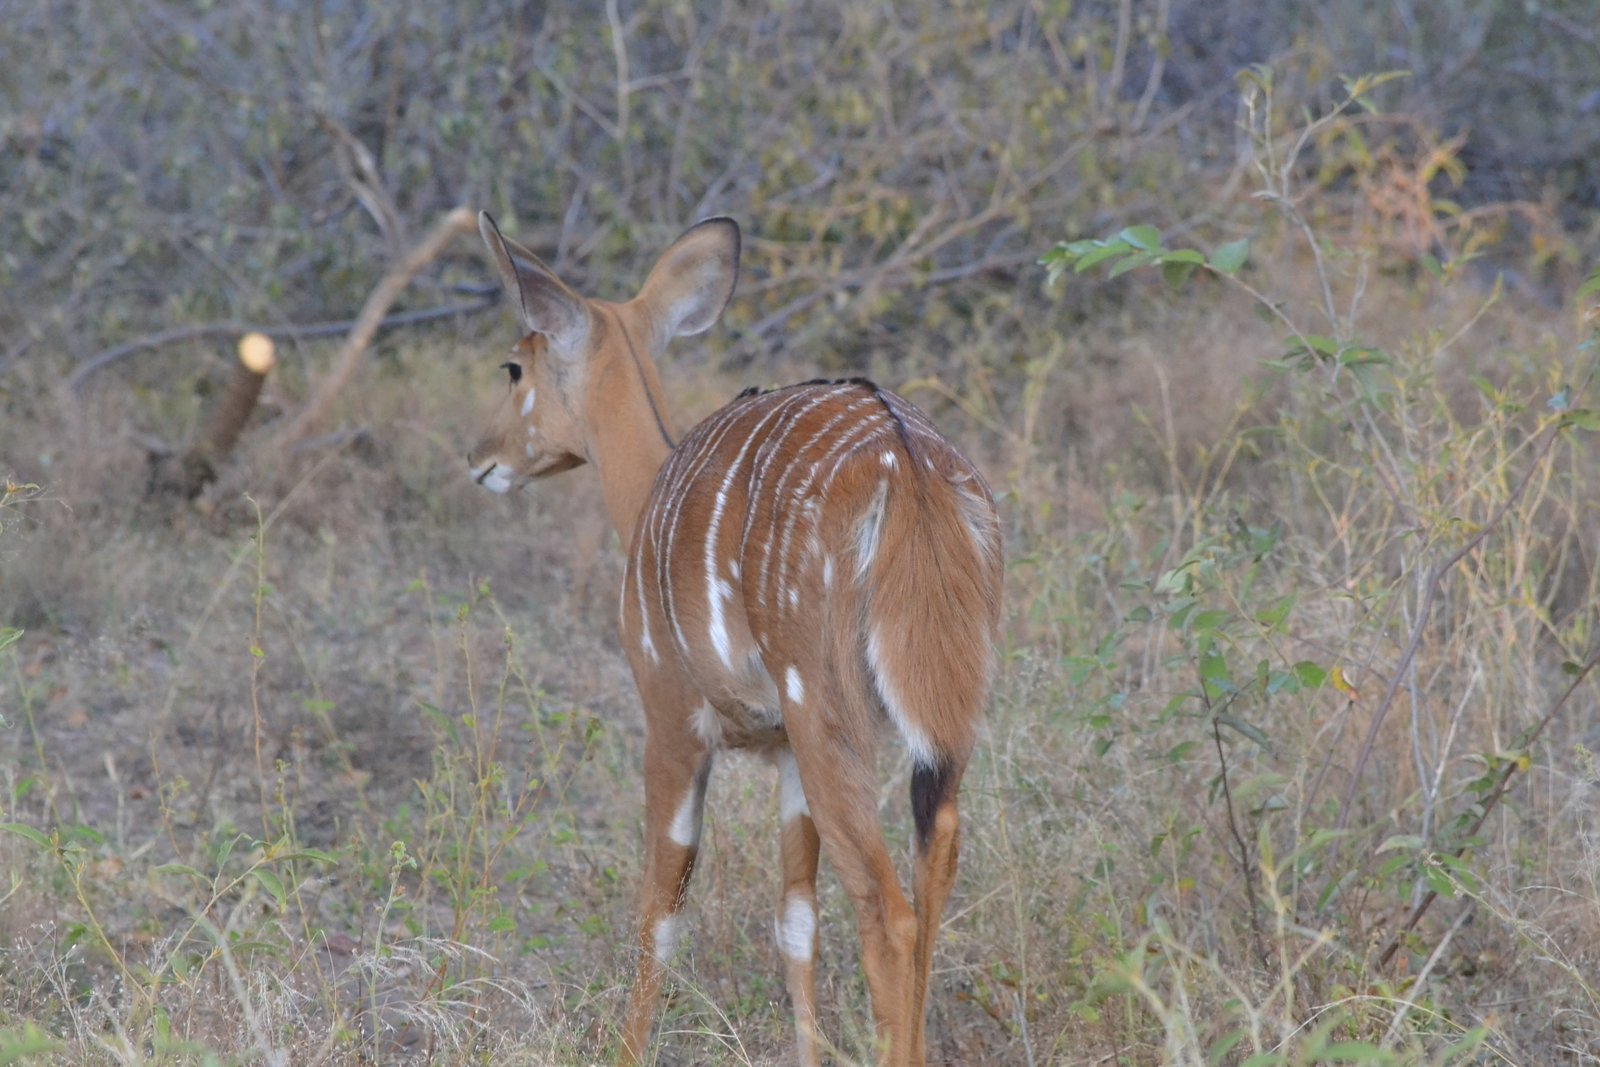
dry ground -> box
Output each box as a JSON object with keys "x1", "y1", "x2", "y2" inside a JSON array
[{"x1": 4, "y1": 233, "x2": 1600, "y2": 1064}]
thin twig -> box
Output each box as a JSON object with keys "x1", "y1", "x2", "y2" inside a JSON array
[
  {"x1": 274, "y1": 207, "x2": 477, "y2": 447},
  {"x1": 65, "y1": 294, "x2": 497, "y2": 394},
  {"x1": 1333, "y1": 420, "x2": 1564, "y2": 839},
  {"x1": 1375, "y1": 645, "x2": 1600, "y2": 968}
]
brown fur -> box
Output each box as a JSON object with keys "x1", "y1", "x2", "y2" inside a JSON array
[{"x1": 469, "y1": 214, "x2": 1002, "y2": 1066}]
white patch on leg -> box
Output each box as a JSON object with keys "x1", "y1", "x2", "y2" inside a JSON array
[
  {"x1": 652, "y1": 913, "x2": 681, "y2": 965},
  {"x1": 785, "y1": 667, "x2": 805, "y2": 706},
  {"x1": 668, "y1": 787, "x2": 703, "y2": 849},
  {"x1": 776, "y1": 748, "x2": 809, "y2": 822},
  {"x1": 775, "y1": 896, "x2": 815, "y2": 963},
  {"x1": 520, "y1": 388, "x2": 536, "y2": 417},
  {"x1": 867, "y1": 626, "x2": 937, "y2": 768}
]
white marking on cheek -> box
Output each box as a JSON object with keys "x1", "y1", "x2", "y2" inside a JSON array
[
  {"x1": 667, "y1": 788, "x2": 702, "y2": 849},
  {"x1": 777, "y1": 748, "x2": 809, "y2": 822},
  {"x1": 785, "y1": 667, "x2": 804, "y2": 705},
  {"x1": 652, "y1": 914, "x2": 681, "y2": 964},
  {"x1": 775, "y1": 896, "x2": 816, "y2": 962},
  {"x1": 520, "y1": 388, "x2": 536, "y2": 418}
]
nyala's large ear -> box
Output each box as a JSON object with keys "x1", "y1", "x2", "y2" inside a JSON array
[
  {"x1": 635, "y1": 217, "x2": 741, "y2": 338},
  {"x1": 479, "y1": 212, "x2": 590, "y2": 356}
]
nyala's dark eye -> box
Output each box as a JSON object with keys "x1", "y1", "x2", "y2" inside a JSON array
[{"x1": 501, "y1": 361, "x2": 523, "y2": 384}]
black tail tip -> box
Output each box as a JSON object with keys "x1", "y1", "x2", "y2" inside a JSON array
[{"x1": 911, "y1": 758, "x2": 961, "y2": 851}]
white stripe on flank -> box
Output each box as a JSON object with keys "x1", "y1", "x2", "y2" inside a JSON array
[
  {"x1": 740, "y1": 389, "x2": 849, "y2": 606},
  {"x1": 785, "y1": 666, "x2": 805, "y2": 706},
  {"x1": 654, "y1": 401, "x2": 750, "y2": 657},
  {"x1": 867, "y1": 625, "x2": 937, "y2": 768},
  {"x1": 763, "y1": 402, "x2": 886, "y2": 608},
  {"x1": 703, "y1": 395, "x2": 807, "y2": 667}
]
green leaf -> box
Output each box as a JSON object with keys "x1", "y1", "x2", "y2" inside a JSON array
[
  {"x1": 1377, "y1": 834, "x2": 1426, "y2": 854},
  {"x1": 1292, "y1": 661, "x2": 1327, "y2": 689},
  {"x1": 1118, "y1": 225, "x2": 1162, "y2": 251},
  {"x1": 1161, "y1": 259, "x2": 1198, "y2": 288},
  {"x1": 1579, "y1": 266, "x2": 1600, "y2": 299},
  {"x1": 1563, "y1": 409, "x2": 1600, "y2": 431},
  {"x1": 1107, "y1": 250, "x2": 1157, "y2": 278},
  {"x1": 1074, "y1": 242, "x2": 1129, "y2": 273},
  {"x1": 1208, "y1": 238, "x2": 1249, "y2": 275},
  {"x1": 1216, "y1": 714, "x2": 1269, "y2": 747},
  {"x1": 280, "y1": 848, "x2": 339, "y2": 866},
  {"x1": 0, "y1": 627, "x2": 21, "y2": 654},
  {"x1": 0, "y1": 822, "x2": 49, "y2": 848},
  {"x1": 251, "y1": 868, "x2": 286, "y2": 909}
]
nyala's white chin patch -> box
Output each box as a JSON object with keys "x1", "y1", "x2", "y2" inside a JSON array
[{"x1": 471, "y1": 461, "x2": 513, "y2": 495}]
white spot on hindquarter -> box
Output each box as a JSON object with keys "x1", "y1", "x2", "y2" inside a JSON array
[
  {"x1": 785, "y1": 667, "x2": 805, "y2": 705},
  {"x1": 777, "y1": 748, "x2": 810, "y2": 822},
  {"x1": 882, "y1": 450, "x2": 897, "y2": 469},
  {"x1": 775, "y1": 896, "x2": 816, "y2": 963},
  {"x1": 787, "y1": 587, "x2": 799, "y2": 610},
  {"x1": 867, "y1": 625, "x2": 937, "y2": 769},
  {"x1": 520, "y1": 388, "x2": 536, "y2": 417},
  {"x1": 855, "y1": 480, "x2": 889, "y2": 578},
  {"x1": 668, "y1": 788, "x2": 702, "y2": 849},
  {"x1": 652, "y1": 914, "x2": 681, "y2": 964}
]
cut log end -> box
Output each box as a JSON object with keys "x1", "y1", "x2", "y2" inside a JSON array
[{"x1": 238, "y1": 332, "x2": 276, "y2": 375}]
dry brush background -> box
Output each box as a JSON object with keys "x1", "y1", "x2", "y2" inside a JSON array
[{"x1": 3, "y1": 2, "x2": 1600, "y2": 1064}]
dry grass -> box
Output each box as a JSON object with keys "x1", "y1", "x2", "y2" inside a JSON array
[
  {"x1": 5, "y1": 222, "x2": 1600, "y2": 1063},
  {"x1": 4, "y1": 6, "x2": 1600, "y2": 1064}
]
